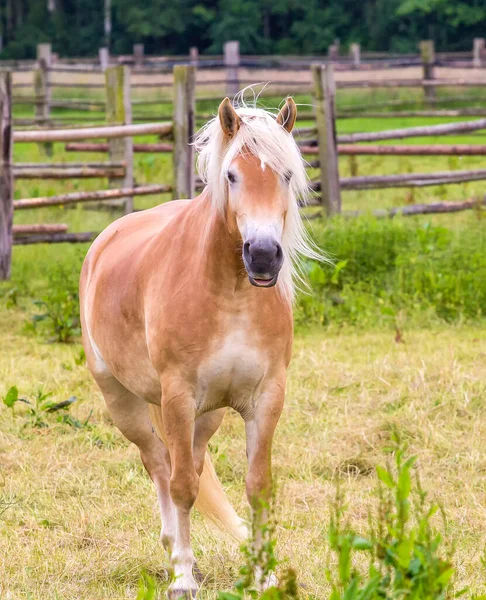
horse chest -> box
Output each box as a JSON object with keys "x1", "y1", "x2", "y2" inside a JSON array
[{"x1": 196, "y1": 328, "x2": 267, "y2": 417}]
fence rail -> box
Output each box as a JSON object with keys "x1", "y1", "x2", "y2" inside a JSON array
[
  {"x1": 336, "y1": 144, "x2": 486, "y2": 156},
  {"x1": 13, "y1": 122, "x2": 173, "y2": 143},
  {"x1": 13, "y1": 232, "x2": 97, "y2": 245},
  {"x1": 13, "y1": 224, "x2": 68, "y2": 234},
  {"x1": 344, "y1": 197, "x2": 486, "y2": 219},
  {"x1": 14, "y1": 184, "x2": 172, "y2": 210},
  {"x1": 337, "y1": 119, "x2": 486, "y2": 143},
  {"x1": 65, "y1": 142, "x2": 173, "y2": 153},
  {"x1": 311, "y1": 169, "x2": 486, "y2": 191},
  {"x1": 14, "y1": 166, "x2": 126, "y2": 179}
]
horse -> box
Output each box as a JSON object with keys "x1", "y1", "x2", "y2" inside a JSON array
[{"x1": 79, "y1": 96, "x2": 322, "y2": 598}]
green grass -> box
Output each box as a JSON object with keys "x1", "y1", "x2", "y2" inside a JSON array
[{"x1": 298, "y1": 215, "x2": 486, "y2": 328}]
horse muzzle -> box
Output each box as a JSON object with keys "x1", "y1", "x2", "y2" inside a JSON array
[{"x1": 243, "y1": 238, "x2": 283, "y2": 288}]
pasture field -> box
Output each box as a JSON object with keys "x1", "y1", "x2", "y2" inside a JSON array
[
  {"x1": 1, "y1": 88, "x2": 486, "y2": 598},
  {"x1": 1, "y1": 314, "x2": 486, "y2": 598}
]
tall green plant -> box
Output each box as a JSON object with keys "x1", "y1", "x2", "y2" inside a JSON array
[
  {"x1": 327, "y1": 439, "x2": 455, "y2": 600},
  {"x1": 218, "y1": 503, "x2": 299, "y2": 600},
  {"x1": 28, "y1": 263, "x2": 81, "y2": 343}
]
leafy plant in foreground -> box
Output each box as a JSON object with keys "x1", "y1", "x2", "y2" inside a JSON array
[
  {"x1": 2, "y1": 386, "x2": 85, "y2": 429},
  {"x1": 218, "y1": 502, "x2": 299, "y2": 600},
  {"x1": 2, "y1": 385, "x2": 29, "y2": 416},
  {"x1": 4, "y1": 286, "x2": 19, "y2": 308},
  {"x1": 28, "y1": 264, "x2": 81, "y2": 343},
  {"x1": 136, "y1": 570, "x2": 157, "y2": 600},
  {"x1": 327, "y1": 439, "x2": 455, "y2": 600},
  {"x1": 133, "y1": 440, "x2": 472, "y2": 599}
]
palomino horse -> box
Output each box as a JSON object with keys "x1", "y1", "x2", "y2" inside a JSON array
[{"x1": 80, "y1": 96, "x2": 321, "y2": 598}]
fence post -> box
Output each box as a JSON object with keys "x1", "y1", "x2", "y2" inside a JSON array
[
  {"x1": 0, "y1": 71, "x2": 13, "y2": 280},
  {"x1": 34, "y1": 59, "x2": 48, "y2": 124},
  {"x1": 190, "y1": 47, "x2": 199, "y2": 66},
  {"x1": 224, "y1": 41, "x2": 240, "y2": 97},
  {"x1": 328, "y1": 42, "x2": 339, "y2": 63},
  {"x1": 473, "y1": 38, "x2": 485, "y2": 68},
  {"x1": 312, "y1": 63, "x2": 341, "y2": 216},
  {"x1": 133, "y1": 44, "x2": 144, "y2": 68},
  {"x1": 105, "y1": 65, "x2": 134, "y2": 213},
  {"x1": 350, "y1": 43, "x2": 361, "y2": 69},
  {"x1": 35, "y1": 44, "x2": 52, "y2": 155},
  {"x1": 36, "y1": 42, "x2": 51, "y2": 98},
  {"x1": 172, "y1": 65, "x2": 195, "y2": 200},
  {"x1": 99, "y1": 47, "x2": 109, "y2": 71},
  {"x1": 419, "y1": 40, "x2": 435, "y2": 106}
]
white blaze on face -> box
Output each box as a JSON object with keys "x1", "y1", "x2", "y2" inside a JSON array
[
  {"x1": 238, "y1": 217, "x2": 283, "y2": 249},
  {"x1": 226, "y1": 161, "x2": 287, "y2": 249}
]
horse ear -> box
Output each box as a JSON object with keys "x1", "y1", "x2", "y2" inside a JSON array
[
  {"x1": 276, "y1": 97, "x2": 297, "y2": 133},
  {"x1": 218, "y1": 97, "x2": 241, "y2": 139}
]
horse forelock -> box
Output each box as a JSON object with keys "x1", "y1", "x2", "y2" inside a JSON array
[{"x1": 194, "y1": 99, "x2": 327, "y2": 303}]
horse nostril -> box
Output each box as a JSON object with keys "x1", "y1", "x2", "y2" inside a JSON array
[
  {"x1": 243, "y1": 241, "x2": 251, "y2": 262},
  {"x1": 275, "y1": 243, "x2": 283, "y2": 261}
]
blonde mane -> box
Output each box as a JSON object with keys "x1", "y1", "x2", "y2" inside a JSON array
[{"x1": 194, "y1": 98, "x2": 325, "y2": 303}]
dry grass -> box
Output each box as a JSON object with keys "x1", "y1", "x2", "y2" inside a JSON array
[{"x1": 1, "y1": 305, "x2": 485, "y2": 598}]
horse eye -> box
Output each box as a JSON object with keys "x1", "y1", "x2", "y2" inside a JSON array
[
  {"x1": 283, "y1": 171, "x2": 292, "y2": 183},
  {"x1": 227, "y1": 171, "x2": 237, "y2": 184}
]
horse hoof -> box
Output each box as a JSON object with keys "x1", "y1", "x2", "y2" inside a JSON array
[{"x1": 167, "y1": 588, "x2": 198, "y2": 599}]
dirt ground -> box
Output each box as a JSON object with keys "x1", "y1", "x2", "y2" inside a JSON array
[{"x1": 11, "y1": 65, "x2": 486, "y2": 94}]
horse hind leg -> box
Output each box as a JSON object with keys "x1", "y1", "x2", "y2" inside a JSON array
[{"x1": 93, "y1": 375, "x2": 177, "y2": 551}]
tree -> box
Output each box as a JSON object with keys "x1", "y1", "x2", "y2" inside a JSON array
[
  {"x1": 0, "y1": 0, "x2": 484, "y2": 59},
  {"x1": 105, "y1": 0, "x2": 111, "y2": 48}
]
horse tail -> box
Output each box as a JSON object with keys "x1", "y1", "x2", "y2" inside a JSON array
[{"x1": 148, "y1": 405, "x2": 248, "y2": 543}]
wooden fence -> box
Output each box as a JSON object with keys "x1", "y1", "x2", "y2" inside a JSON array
[
  {"x1": 2, "y1": 37, "x2": 486, "y2": 71},
  {"x1": 2, "y1": 47, "x2": 486, "y2": 279},
  {"x1": 0, "y1": 64, "x2": 194, "y2": 280},
  {"x1": 308, "y1": 64, "x2": 486, "y2": 215},
  {"x1": 7, "y1": 39, "x2": 486, "y2": 131}
]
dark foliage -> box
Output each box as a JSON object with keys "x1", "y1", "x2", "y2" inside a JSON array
[{"x1": 0, "y1": 0, "x2": 485, "y2": 59}]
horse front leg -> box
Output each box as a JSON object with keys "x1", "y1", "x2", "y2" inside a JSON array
[
  {"x1": 161, "y1": 375, "x2": 199, "y2": 599},
  {"x1": 244, "y1": 376, "x2": 285, "y2": 587}
]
